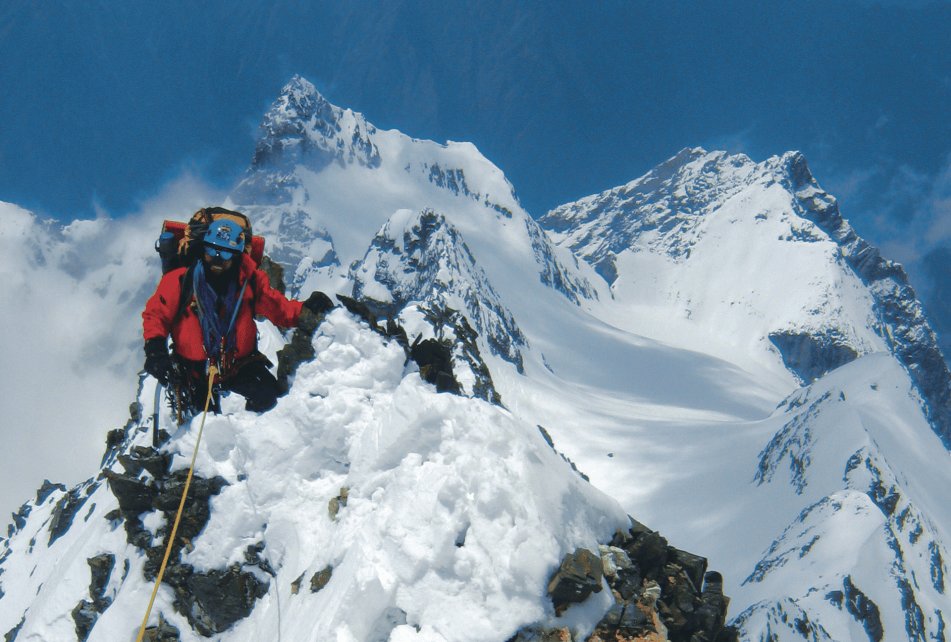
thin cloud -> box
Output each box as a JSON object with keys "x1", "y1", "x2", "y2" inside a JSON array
[{"x1": 705, "y1": 124, "x2": 759, "y2": 156}]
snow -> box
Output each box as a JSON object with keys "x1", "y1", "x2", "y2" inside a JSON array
[{"x1": 0, "y1": 312, "x2": 629, "y2": 642}]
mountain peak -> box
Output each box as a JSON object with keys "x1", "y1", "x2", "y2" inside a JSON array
[
  {"x1": 780, "y1": 150, "x2": 815, "y2": 190},
  {"x1": 248, "y1": 75, "x2": 381, "y2": 173}
]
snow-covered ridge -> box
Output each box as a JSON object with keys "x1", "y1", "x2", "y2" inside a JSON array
[
  {"x1": 733, "y1": 353, "x2": 951, "y2": 642},
  {"x1": 0, "y1": 311, "x2": 629, "y2": 641},
  {"x1": 783, "y1": 152, "x2": 951, "y2": 447}
]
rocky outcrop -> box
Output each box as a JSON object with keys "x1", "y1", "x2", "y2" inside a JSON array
[
  {"x1": 513, "y1": 521, "x2": 733, "y2": 642},
  {"x1": 71, "y1": 554, "x2": 115, "y2": 641},
  {"x1": 768, "y1": 331, "x2": 859, "y2": 384},
  {"x1": 103, "y1": 443, "x2": 269, "y2": 637},
  {"x1": 333, "y1": 295, "x2": 482, "y2": 401}
]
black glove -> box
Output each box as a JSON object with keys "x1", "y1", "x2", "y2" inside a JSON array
[
  {"x1": 144, "y1": 338, "x2": 174, "y2": 386},
  {"x1": 302, "y1": 291, "x2": 335, "y2": 316}
]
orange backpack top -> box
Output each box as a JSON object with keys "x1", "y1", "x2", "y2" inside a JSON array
[{"x1": 156, "y1": 207, "x2": 265, "y2": 273}]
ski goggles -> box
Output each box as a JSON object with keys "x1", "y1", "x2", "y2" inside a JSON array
[{"x1": 204, "y1": 245, "x2": 238, "y2": 261}]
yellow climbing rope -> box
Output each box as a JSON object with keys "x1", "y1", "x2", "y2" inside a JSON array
[{"x1": 135, "y1": 365, "x2": 218, "y2": 642}]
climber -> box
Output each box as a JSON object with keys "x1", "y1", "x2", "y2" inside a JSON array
[{"x1": 142, "y1": 218, "x2": 334, "y2": 414}]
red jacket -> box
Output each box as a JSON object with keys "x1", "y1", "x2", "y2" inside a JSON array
[{"x1": 143, "y1": 253, "x2": 303, "y2": 363}]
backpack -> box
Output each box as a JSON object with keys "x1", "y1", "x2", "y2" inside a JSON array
[{"x1": 155, "y1": 207, "x2": 265, "y2": 274}]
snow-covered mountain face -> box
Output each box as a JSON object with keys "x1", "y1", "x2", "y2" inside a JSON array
[
  {"x1": 227, "y1": 75, "x2": 598, "y2": 385},
  {"x1": 3, "y1": 77, "x2": 951, "y2": 642},
  {"x1": 540, "y1": 148, "x2": 951, "y2": 446},
  {"x1": 229, "y1": 76, "x2": 597, "y2": 309}
]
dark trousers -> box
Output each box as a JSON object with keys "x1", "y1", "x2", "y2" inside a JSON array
[{"x1": 179, "y1": 355, "x2": 282, "y2": 414}]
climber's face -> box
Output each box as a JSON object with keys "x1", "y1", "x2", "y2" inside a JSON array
[{"x1": 204, "y1": 245, "x2": 235, "y2": 275}]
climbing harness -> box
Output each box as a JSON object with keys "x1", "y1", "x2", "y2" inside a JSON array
[{"x1": 135, "y1": 365, "x2": 218, "y2": 642}]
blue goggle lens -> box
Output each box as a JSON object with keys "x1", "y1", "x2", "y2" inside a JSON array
[{"x1": 205, "y1": 246, "x2": 236, "y2": 261}]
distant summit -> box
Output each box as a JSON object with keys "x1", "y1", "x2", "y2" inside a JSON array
[
  {"x1": 249, "y1": 75, "x2": 381, "y2": 173},
  {"x1": 541, "y1": 147, "x2": 951, "y2": 447}
]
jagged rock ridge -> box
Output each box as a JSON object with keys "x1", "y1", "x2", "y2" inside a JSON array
[
  {"x1": 784, "y1": 152, "x2": 951, "y2": 447},
  {"x1": 350, "y1": 208, "x2": 528, "y2": 376}
]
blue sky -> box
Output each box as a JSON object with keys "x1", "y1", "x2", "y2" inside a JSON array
[{"x1": 3, "y1": 0, "x2": 951, "y2": 340}]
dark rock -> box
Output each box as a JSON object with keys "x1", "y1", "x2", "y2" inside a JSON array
[
  {"x1": 336, "y1": 294, "x2": 380, "y2": 331},
  {"x1": 152, "y1": 473, "x2": 228, "y2": 543},
  {"x1": 35, "y1": 480, "x2": 65, "y2": 505},
  {"x1": 547, "y1": 548, "x2": 604, "y2": 614},
  {"x1": 276, "y1": 307, "x2": 320, "y2": 393},
  {"x1": 696, "y1": 572, "x2": 730, "y2": 639},
  {"x1": 101, "y1": 429, "x2": 126, "y2": 467},
  {"x1": 4, "y1": 615, "x2": 24, "y2": 642},
  {"x1": 660, "y1": 564, "x2": 701, "y2": 638},
  {"x1": 71, "y1": 600, "x2": 97, "y2": 642},
  {"x1": 601, "y1": 602, "x2": 625, "y2": 627},
  {"x1": 614, "y1": 567, "x2": 643, "y2": 601},
  {"x1": 142, "y1": 613, "x2": 180, "y2": 642},
  {"x1": 130, "y1": 447, "x2": 173, "y2": 478},
  {"x1": 670, "y1": 548, "x2": 708, "y2": 596},
  {"x1": 104, "y1": 470, "x2": 158, "y2": 516},
  {"x1": 260, "y1": 255, "x2": 286, "y2": 298},
  {"x1": 628, "y1": 530, "x2": 669, "y2": 571},
  {"x1": 769, "y1": 331, "x2": 859, "y2": 384},
  {"x1": 178, "y1": 564, "x2": 269, "y2": 636},
  {"x1": 123, "y1": 515, "x2": 154, "y2": 551},
  {"x1": 384, "y1": 317, "x2": 410, "y2": 350},
  {"x1": 311, "y1": 566, "x2": 333, "y2": 593},
  {"x1": 117, "y1": 454, "x2": 145, "y2": 477},
  {"x1": 827, "y1": 575, "x2": 883, "y2": 642},
  {"x1": 8, "y1": 503, "x2": 31, "y2": 537},
  {"x1": 244, "y1": 542, "x2": 275, "y2": 578},
  {"x1": 410, "y1": 336, "x2": 462, "y2": 394},
  {"x1": 619, "y1": 601, "x2": 652, "y2": 630},
  {"x1": 48, "y1": 487, "x2": 91, "y2": 546},
  {"x1": 88, "y1": 554, "x2": 115, "y2": 611}
]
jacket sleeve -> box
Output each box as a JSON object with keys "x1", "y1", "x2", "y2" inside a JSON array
[
  {"x1": 142, "y1": 270, "x2": 185, "y2": 341},
  {"x1": 250, "y1": 269, "x2": 304, "y2": 327}
]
